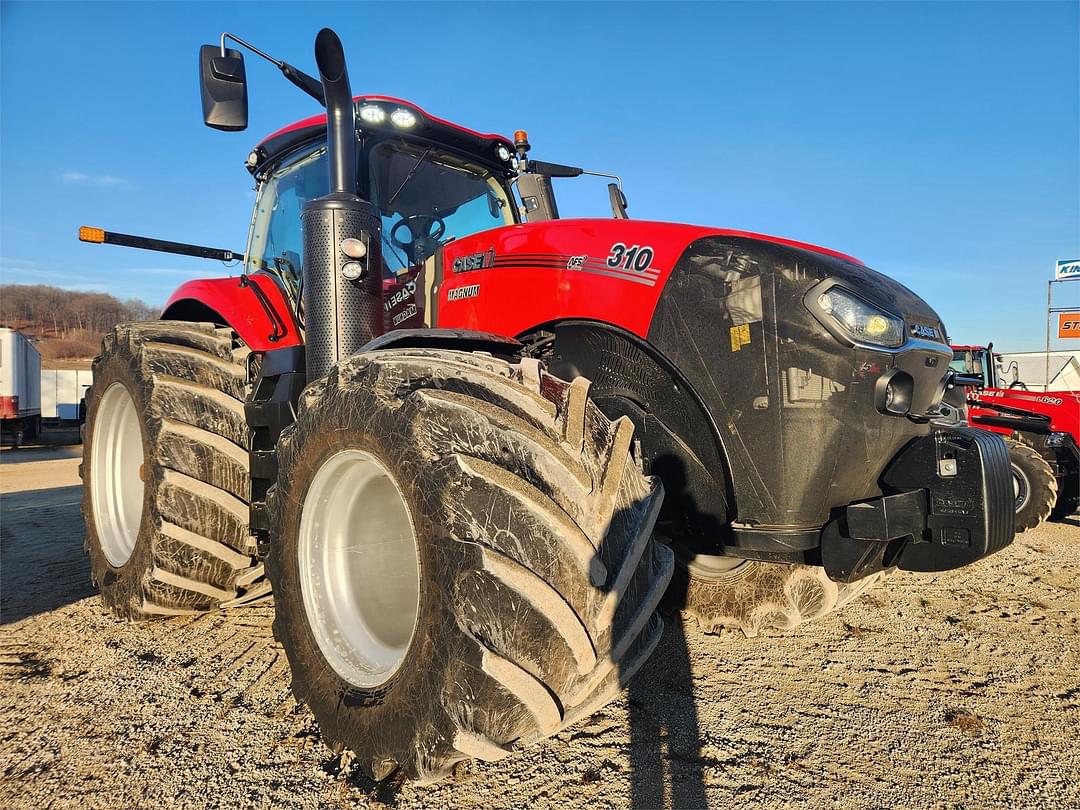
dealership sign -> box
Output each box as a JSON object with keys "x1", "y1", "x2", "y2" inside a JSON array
[
  {"x1": 1059, "y1": 313, "x2": 1080, "y2": 339},
  {"x1": 1056, "y1": 258, "x2": 1080, "y2": 281}
]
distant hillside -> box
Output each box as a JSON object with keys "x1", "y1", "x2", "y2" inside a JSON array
[{"x1": 0, "y1": 284, "x2": 156, "y2": 360}]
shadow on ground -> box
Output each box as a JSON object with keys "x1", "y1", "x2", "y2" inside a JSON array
[
  {"x1": 628, "y1": 615, "x2": 708, "y2": 808},
  {"x1": 1, "y1": 484, "x2": 93, "y2": 623}
]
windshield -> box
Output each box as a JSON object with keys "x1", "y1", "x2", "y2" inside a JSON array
[
  {"x1": 368, "y1": 140, "x2": 514, "y2": 275},
  {"x1": 951, "y1": 349, "x2": 993, "y2": 386}
]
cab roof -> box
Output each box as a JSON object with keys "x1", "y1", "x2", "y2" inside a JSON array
[{"x1": 252, "y1": 95, "x2": 513, "y2": 174}]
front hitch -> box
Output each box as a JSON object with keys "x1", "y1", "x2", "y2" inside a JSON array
[{"x1": 821, "y1": 426, "x2": 1015, "y2": 582}]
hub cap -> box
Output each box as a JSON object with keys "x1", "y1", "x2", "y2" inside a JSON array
[
  {"x1": 1012, "y1": 463, "x2": 1031, "y2": 513},
  {"x1": 90, "y1": 383, "x2": 146, "y2": 567},
  {"x1": 298, "y1": 449, "x2": 420, "y2": 689}
]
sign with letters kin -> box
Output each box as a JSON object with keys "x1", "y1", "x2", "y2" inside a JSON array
[{"x1": 1055, "y1": 259, "x2": 1080, "y2": 281}]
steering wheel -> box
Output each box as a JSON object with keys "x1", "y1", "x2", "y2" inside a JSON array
[{"x1": 390, "y1": 215, "x2": 446, "y2": 265}]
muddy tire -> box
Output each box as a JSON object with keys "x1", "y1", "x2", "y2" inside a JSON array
[
  {"x1": 81, "y1": 321, "x2": 264, "y2": 619},
  {"x1": 266, "y1": 349, "x2": 673, "y2": 782},
  {"x1": 669, "y1": 551, "x2": 883, "y2": 637},
  {"x1": 1007, "y1": 438, "x2": 1057, "y2": 532}
]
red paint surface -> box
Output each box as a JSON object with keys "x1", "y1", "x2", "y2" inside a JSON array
[
  {"x1": 162, "y1": 273, "x2": 301, "y2": 352},
  {"x1": 437, "y1": 219, "x2": 861, "y2": 338},
  {"x1": 969, "y1": 388, "x2": 1080, "y2": 439},
  {"x1": 0, "y1": 395, "x2": 17, "y2": 419},
  {"x1": 161, "y1": 220, "x2": 860, "y2": 356}
]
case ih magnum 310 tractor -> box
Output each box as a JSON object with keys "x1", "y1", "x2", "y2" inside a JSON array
[
  {"x1": 78, "y1": 29, "x2": 1015, "y2": 781},
  {"x1": 945, "y1": 344, "x2": 1079, "y2": 530}
]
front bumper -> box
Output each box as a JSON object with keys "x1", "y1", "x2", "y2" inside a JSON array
[{"x1": 821, "y1": 426, "x2": 1015, "y2": 582}]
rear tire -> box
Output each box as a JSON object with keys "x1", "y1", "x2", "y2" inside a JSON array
[
  {"x1": 81, "y1": 321, "x2": 264, "y2": 619},
  {"x1": 1007, "y1": 438, "x2": 1057, "y2": 532},
  {"x1": 267, "y1": 349, "x2": 673, "y2": 782},
  {"x1": 669, "y1": 550, "x2": 882, "y2": 636}
]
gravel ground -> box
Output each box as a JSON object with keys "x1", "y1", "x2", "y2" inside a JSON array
[{"x1": 1, "y1": 449, "x2": 1078, "y2": 809}]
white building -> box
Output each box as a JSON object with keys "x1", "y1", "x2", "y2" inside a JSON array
[{"x1": 998, "y1": 351, "x2": 1080, "y2": 391}]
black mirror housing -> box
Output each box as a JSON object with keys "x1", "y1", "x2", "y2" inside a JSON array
[{"x1": 200, "y1": 44, "x2": 248, "y2": 131}]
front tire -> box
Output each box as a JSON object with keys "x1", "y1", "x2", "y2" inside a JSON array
[
  {"x1": 267, "y1": 350, "x2": 673, "y2": 782},
  {"x1": 1007, "y1": 438, "x2": 1057, "y2": 532},
  {"x1": 81, "y1": 321, "x2": 264, "y2": 619}
]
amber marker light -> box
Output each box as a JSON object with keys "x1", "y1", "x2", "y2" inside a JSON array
[{"x1": 79, "y1": 226, "x2": 105, "y2": 243}]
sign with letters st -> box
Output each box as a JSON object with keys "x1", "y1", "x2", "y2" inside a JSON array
[{"x1": 1058, "y1": 313, "x2": 1080, "y2": 339}]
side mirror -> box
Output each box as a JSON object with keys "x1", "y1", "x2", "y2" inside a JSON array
[{"x1": 199, "y1": 44, "x2": 248, "y2": 131}]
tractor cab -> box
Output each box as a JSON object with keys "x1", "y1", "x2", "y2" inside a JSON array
[
  {"x1": 245, "y1": 97, "x2": 520, "y2": 331},
  {"x1": 949, "y1": 344, "x2": 1022, "y2": 391}
]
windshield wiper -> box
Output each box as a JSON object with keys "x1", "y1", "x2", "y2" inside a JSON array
[{"x1": 387, "y1": 147, "x2": 433, "y2": 209}]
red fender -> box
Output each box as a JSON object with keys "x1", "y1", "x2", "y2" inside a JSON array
[{"x1": 161, "y1": 273, "x2": 301, "y2": 352}]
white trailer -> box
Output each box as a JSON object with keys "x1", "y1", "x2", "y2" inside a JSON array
[
  {"x1": 41, "y1": 368, "x2": 94, "y2": 420},
  {"x1": 0, "y1": 327, "x2": 42, "y2": 444}
]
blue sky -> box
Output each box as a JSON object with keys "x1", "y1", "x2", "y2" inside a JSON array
[{"x1": 1, "y1": 1, "x2": 1077, "y2": 350}]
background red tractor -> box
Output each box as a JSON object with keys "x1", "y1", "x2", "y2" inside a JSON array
[
  {"x1": 76, "y1": 28, "x2": 1016, "y2": 782},
  {"x1": 945, "y1": 343, "x2": 1079, "y2": 529}
]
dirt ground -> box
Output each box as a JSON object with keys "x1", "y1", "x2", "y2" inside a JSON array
[{"x1": 1, "y1": 448, "x2": 1078, "y2": 809}]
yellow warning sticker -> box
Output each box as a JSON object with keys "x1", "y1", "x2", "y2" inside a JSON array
[{"x1": 729, "y1": 323, "x2": 751, "y2": 352}]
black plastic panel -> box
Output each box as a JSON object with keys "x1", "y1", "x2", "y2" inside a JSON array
[{"x1": 647, "y1": 236, "x2": 953, "y2": 531}]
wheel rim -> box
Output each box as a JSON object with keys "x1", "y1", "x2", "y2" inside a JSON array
[
  {"x1": 90, "y1": 383, "x2": 146, "y2": 567},
  {"x1": 1012, "y1": 463, "x2": 1031, "y2": 513},
  {"x1": 298, "y1": 449, "x2": 420, "y2": 689},
  {"x1": 684, "y1": 551, "x2": 750, "y2": 581}
]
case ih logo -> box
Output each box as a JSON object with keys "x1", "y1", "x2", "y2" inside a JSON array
[
  {"x1": 909, "y1": 323, "x2": 940, "y2": 340},
  {"x1": 384, "y1": 280, "x2": 416, "y2": 312},
  {"x1": 453, "y1": 249, "x2": 495, "y2": 273}
]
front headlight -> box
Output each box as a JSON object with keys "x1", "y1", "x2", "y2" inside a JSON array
[{"x1": 817, "y1": 287, "x2": 905, "y2": 348}]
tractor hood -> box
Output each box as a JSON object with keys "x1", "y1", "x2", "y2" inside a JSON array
[{"x1": 441, "y1": 218, "x2": 947, "y2": 342}]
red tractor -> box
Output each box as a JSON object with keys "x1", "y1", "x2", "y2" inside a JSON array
[
  {"x1": 77, "y1": 29, "x2": 1015, "y2": 782},
  {"x1": 945, "y1": 344, "x2": 1079, "y2": 529}
]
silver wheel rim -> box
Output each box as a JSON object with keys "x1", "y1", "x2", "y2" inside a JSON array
[
  {"x1": 298, "y1": 449, "x2": 420, "y2": 689},
  {"x1": 1012, "y1": 464, "x2": 1031, "y2": 513},
  {"x1": 685, "y1": 551, "x2": 749, "y2": 581},
  {"x1": 90, "y1": 383, "x2": 146, "y2": 567}
]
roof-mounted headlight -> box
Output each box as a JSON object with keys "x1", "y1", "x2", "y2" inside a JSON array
[
  {"x1": 496, "y1": 144, "x2": 512, "y2": 162},
  {"x1": 390, "y1": 107, "x2": 417, "y2": 128},
  {"x1": 358, "y1": 104, "x2": 386, "y2": 124},
  {"x1": 817, "y1": 287, "x2": 905, "y2": 348}
]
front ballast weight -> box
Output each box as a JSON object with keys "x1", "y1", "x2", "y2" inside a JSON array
[{"x1": 822, "y1": 426, "x2": 1014, "y2": 582}]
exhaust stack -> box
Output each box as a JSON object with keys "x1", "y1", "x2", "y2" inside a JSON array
[{"x1": 301, "y1": 28, "x2": 382, "y2": 381}]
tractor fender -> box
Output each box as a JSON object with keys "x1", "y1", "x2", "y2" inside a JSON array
[
  {"x1": 359, "y1": 328, "x2": 521, "y2": 356},
  {"x1": 161, "y1": 274, "x2": 301, "y2": 352},
  {"x1": 533, "y1": 319, "x2": 736, "y2": 551}
]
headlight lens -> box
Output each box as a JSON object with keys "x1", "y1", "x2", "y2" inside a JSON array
[
  {"x1": 358, "y1": 104, "x2": 386, "y2": 124},
  {"x1": 817, "y1": 287, "x2": 905, "y2": 347},
  {"x1": 390, "y1": 108, "x2": 417, "y2": 128}
]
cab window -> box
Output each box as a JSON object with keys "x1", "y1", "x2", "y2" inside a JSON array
[
  {"x1": 246, "y1": 145, "x2": 329, "y2": 282},
  {"x1": 368, "y1": 140, "x2": 513, "y2": 276}
]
